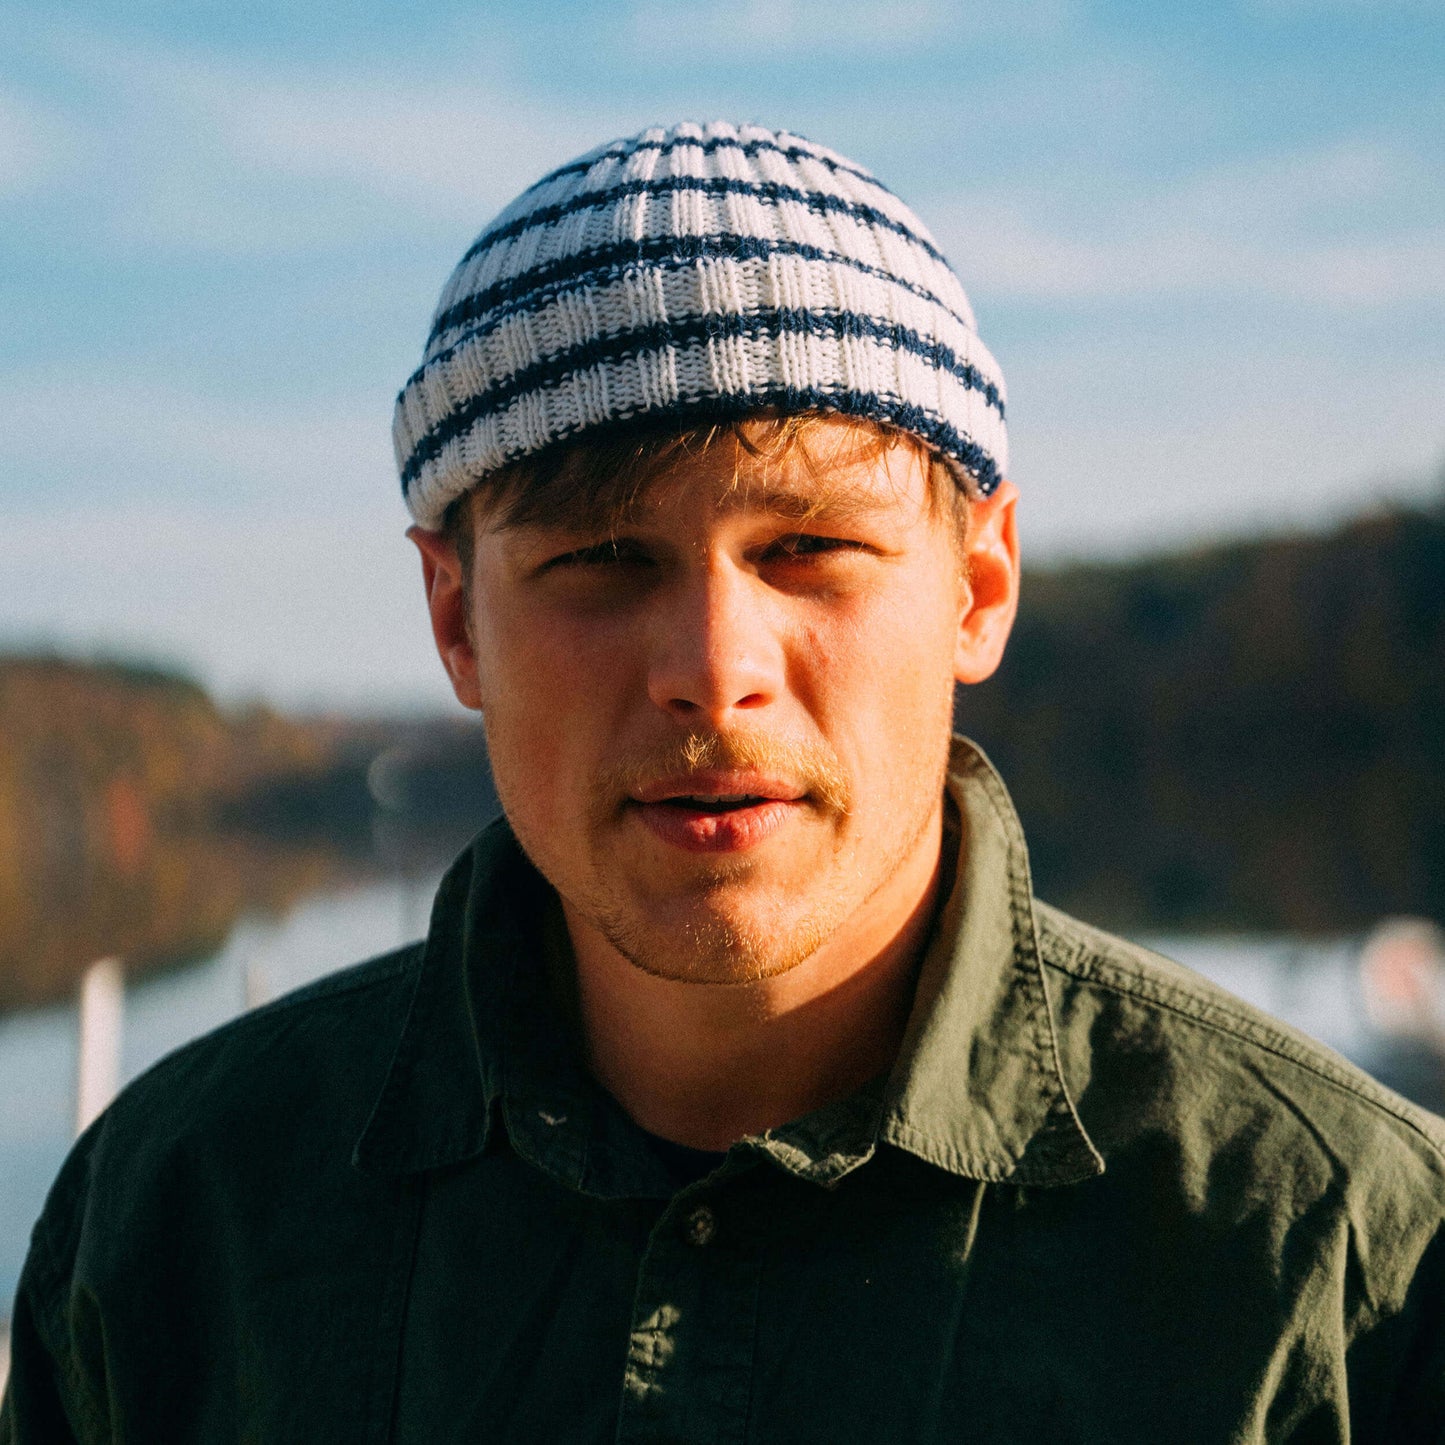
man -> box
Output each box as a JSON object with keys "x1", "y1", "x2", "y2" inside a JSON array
[{"x1": 4, "y1": 120, "x2": 1443, "y2": 1442}]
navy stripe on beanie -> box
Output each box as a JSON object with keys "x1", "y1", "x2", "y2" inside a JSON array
[
  {"x1": 425, "y1": 234, "x2": 975, "y2": 367},
  {"x1": 457, "y1": 173, "x2": 951, "y2": 275}
]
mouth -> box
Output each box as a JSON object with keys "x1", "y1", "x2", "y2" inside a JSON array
[
  {"x1": 657, "y1": 793, "x2": 769, "y2": 811},
  {"x1": 627, "y1": 774, "x2": 807, "y2": 852}
]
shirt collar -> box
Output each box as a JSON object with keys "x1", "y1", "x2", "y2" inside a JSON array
[
  {"x1": 355, "y1": 736, "x2": 1103, "y2": 1190},
  {"x1": 876, "y1": 737, "x2": 1103, "y2": 1185}
]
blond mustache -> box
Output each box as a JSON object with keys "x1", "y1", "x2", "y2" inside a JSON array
[{"x1": 594, "y1": 732, "x2": 852, "y2": 819}]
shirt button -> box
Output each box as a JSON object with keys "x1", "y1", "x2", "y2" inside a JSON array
[{"x1": 683, "y1": 1204, "x2": 716, "y2": 1247}]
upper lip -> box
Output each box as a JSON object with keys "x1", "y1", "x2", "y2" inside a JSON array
[{"x1": 629, "y1": 771, "x2": 806, "y2": 805}]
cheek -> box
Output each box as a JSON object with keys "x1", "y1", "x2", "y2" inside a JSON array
[
  {"x1": 479, "y1": 671, "x2": 593, "y2": 827},
  {"x1": 476, "y1": 702, "x2": 590, "y2": 896},
  {"x1": 795, "y1": 585, "x2": 959, "y2": 729},
  {"x1": 474, "y1": 584, "x2": 635, "y2": 698},
  {"x1": 470, "y1": 604, "x2": 628, "y2": 835},
  {"x1": 467, "y1": 606, "x2": 570, "y2": 816},
  {"x1": 471, "y1": 584, "x2": 588, "y2": 715}
]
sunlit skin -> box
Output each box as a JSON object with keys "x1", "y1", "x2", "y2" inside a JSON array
[{"x1": 412, "y1": 421, "x2": 1020, "y2": 1148}]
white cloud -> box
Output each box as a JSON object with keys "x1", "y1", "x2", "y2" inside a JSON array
[
  {"x1": 930, "y1": 142, "x2": 1445, "y2": 309},
  {"x1": 945, "y1": 207, "x2": 1445, "y2": 307},
  {"x1": 1246, "y1": 0, "x2": 1440, "y2": 16},
  {"x1": 628, "y1": 0, "x2": 1079, "y2": 57},
  {"x1": 630, "y1": 0, "x2": 944, "y2": 52},
  {"x1": 41, "y1": 29, "x2": 628, "y2": 248},
  {"x1": 1163, "y1": 141, "x2": 1440, "y2": 237},
  {"x1": 213, "y1": 75, "x2": 614, "y2": 224},
  {"x1": 1008, "y1": 344, "x2": 1445, "y2": 560},
  {"x1": 1281, "y1": 233, "x2": 1445, "y2": 306}
]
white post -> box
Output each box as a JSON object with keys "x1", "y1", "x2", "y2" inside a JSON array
[
  {"x1": 244, "y1": 962, "x2": 269, "y2": 1011},
  {"x1": 76, "y1": 958, "x2": 124, "y2": 1135}
]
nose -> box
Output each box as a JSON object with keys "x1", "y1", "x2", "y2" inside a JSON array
[{"x1": 645, "y1": 557, "x2": 782, "y2": 725}]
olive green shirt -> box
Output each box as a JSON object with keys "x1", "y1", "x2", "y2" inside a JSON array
[{"x1": 4, "y1": 739, "x2": 1444, "y2": 1442}]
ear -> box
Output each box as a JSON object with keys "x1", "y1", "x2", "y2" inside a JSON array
[
  {"x1": 953, "y1": 480, "x2": 1020, "y2": 686},
  {"x1": 407, "y1": 524, "x2": 484, "y2": 711}
]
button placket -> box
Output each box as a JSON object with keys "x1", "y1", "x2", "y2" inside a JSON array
[{"x1": 616, "y1": 1189, "x2": 759, "y2": 1442}]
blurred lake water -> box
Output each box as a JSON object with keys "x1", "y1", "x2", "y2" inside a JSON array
[
  {"x1": 0, "y1": 870, "x2": 441, "y2": 1310},
  {"x1": 4, "y1": 877, "x2": 1443, "y2": 1312}
]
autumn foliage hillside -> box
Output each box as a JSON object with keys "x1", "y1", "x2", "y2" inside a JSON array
[{"x1": 0, "y1": 658, "x2": 358, "y2": 1010}]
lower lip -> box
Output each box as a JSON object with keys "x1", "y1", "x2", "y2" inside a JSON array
[{"x1": 631, "y1": 799, "x2": 800, "y2": 853}]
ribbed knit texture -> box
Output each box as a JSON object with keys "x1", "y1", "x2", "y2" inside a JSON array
[{"x1": 394, "y1": 120, "x2": 1007, "y2": 529}]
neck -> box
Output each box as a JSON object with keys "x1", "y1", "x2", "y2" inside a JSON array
[{"x1": 564, "y1": 808, "x2": 948, "y2": 1152}]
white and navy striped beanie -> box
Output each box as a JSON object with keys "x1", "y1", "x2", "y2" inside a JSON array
[{"x1": 394, "y1": 120, "x2": 1007, "y2": 529}]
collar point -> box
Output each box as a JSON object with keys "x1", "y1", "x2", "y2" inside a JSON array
[{"x1": 881, "y1": 1115, "x2": 1105, "y2": 1188}]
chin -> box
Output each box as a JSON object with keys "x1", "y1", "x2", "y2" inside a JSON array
[{"x1": 596, "y1": 895, "x2": 843, "y2": 986}]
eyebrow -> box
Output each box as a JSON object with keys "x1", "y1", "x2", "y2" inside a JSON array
[{"x1": 696, "y1": 480, "x2": 898, "y2": 525}]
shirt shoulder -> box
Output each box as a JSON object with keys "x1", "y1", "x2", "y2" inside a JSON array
[
  {"x1": 1018, "y1": 903, "x2": 1445, "y2": 1436},
  {"x1": 1034, "y1": 900, "x2": 1445, "y2": 1239},
  {"x1": 1036, "y1": 900, "x2": 1445, "y2": 1151},
  {"x1": 29, "y1": 943, "x2": 423, "y2": 1285},
  {"x1": 114, "y1": 940, "x2": 422, "y2": 1134}
]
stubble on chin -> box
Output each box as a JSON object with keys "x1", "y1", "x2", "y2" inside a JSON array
[{"x1": 589, "y1": 880, "x2": 847, "y2": 985}]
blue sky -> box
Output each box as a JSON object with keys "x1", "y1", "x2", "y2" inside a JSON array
[{"x1": 2, "y1": 0, "x2": 1441, "y2": 710}]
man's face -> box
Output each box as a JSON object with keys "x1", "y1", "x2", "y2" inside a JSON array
[{"x1": 442, "y1": 423, "x2": 1009, "y2": 985}]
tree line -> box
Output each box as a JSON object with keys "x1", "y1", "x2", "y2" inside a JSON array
[{"x1": 960, "y1": 502, "x2": 1444, "y2": 932}]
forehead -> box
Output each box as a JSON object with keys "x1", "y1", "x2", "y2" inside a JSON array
[
  {"x1": 477, "y1": 416, "x2": 936, "y2": 538},
  {"x1": 643, "y1": 456, "x2": 929, "y2": 530}
]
